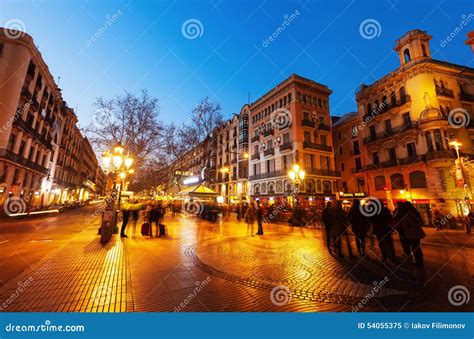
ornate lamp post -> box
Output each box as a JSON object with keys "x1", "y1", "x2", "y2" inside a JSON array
[
  {"x1": 288, "y1": 164, "x2": 305, "y2": 207},
  {"x1": 101, "y1": 143, "x2": 134, "y2": 208}
]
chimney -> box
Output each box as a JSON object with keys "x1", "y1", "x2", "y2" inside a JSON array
[{"x1": 465, "y1": 30, "x2": 474, "y2": 53}]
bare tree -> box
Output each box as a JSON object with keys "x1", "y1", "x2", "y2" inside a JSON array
[
  {"x1": 181, "y1": 96, "x2": 223, "y2": 148},
  {"x1": 84, "y1": 90, "x2": 163, "y2": 168}
]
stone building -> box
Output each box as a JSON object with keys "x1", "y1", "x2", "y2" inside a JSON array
[{"x1": 350, "y1": 29, "x2": 474, "y2": 223}]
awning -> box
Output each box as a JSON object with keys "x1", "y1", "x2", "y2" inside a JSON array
[{"x1": 177, "y1": 184, "x2": 219, "y2": 198}]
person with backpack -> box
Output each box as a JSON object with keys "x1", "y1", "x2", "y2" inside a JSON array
[{"x1": 394, "y1": 201, "x2": 425, "y2": 269}]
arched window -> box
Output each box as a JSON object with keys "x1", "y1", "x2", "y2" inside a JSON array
[
  {"x1": 322, "y1": 180, "x2": 332, "y2": 194},
  {"x1": 390, "y1": 92, "x2": 397, "y2": 106},
  {"x1": 316, "y1": 180, "x2": 322, "y2": 192},
  {"x1": 268, "y1": 182, "x2": 275, "y2": 194},
  {"x1": 367, "y1": 103, "x2": 372, "y2": 115},
  {"x1": 399, "y1": 87, "x2": 407, "y2": 102},
  {"x1": 374, "y1": 175, "x2": 386, "y2": 191},
  {"x1": 254, "y1": 184, "x2": 260, "y2": 195},
  {"x1": 403, "y1": 48, "x2": 411, "y2": 63},
  {"x1": 305, "y1": 179, "x2": 315, "y2": 193},
  {"x1": 390, "y1": 173, "x2": 405, "y2": 190},
  {"x1": 409, "y1": 171, "x2": 427, "y2": 188}
]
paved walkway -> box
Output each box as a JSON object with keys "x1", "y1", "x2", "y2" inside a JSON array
[{"x1": 0, "y1": 213, "x2": 472, "y2": 312}]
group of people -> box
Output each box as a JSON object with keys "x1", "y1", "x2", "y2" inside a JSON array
[
  {"x1": 322, "y1": 199, "x2": 426, "y2": 270},
  {"x1": 242, "y1": 200, "x2": 264, "y2": 236},
  {"x1": 120, "y1": 200, "x2": 166, "y2": 238}
]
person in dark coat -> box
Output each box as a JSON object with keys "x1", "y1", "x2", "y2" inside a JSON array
[
  {"x1": 368, "y1": 201, "x2": 398, "y2": 264},
  {"x1": 348, "y1": 199, "x2": 368, "y2": 256},
  {"x1": 322, "y1": 201, "x2": 333, "y2": 253},
  {"x1": 394, "y1": 201, "x2": 425, "y2": 268},
  {"x1": 330, "y1": 200, "x2": 355, "y2": 259},
  {"x1": 120, "y1": 207, "x2": 131, "y2": 238},
  {"x1": 256, "y1": 200, "x2": 264, "y2": 235},
  {"x1": 148, "y1": 202, "x2": 159, "y2": 237}
]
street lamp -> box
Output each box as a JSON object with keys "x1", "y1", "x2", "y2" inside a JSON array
[
  {"x1": 101, "y1": 143, "x2": 134, "y2": 208},
  {"x1": 288, "y1": 164, "x2": 305, "y2": 207}
]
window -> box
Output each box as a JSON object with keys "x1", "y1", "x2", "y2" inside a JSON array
[
  {"x1": 253, "y1": 163, "x2": 260, "y2": 175},
  {"x1": 304, "y1": 153, "x2": 314, "y2": 169},
  {"x1": 341, "y1": 162, "x2": 345, "y2": 172},
  {"x1": 339, "y1": 147, "x2": 343, "y2": 155},
  {"x1": 282, "y1": 154, "x2": 292, "y2": 170},
  {"x1": 357, "y1": 178, "x2": 365, "y2": 192},
  {"x1": 406, "y1": 142, "x2": 417, "y2": 157},
  {"x1": 422, "y1": 44, "x2": 428, "y2": 57},
  {"x1": 388, "y1": 147, "x2": 397, "y2": 162},
  {"x1": 18, "y1": 140, "x2": 26, "y2": 157},
  {"x1": 304, "y1": 131, "x2": 311, "y2": 142},
  {"x1": 283, "y1": 133, "x2": 290, "y2": 144},
  {"x1": 320, "y1": 156, "x2": 330, "y2": 170},
  {"x1": 374, "y1": 175, "x2": 386, "y2": 191},
  {"x1": 384, "y1": 119, "x2": 392, "y2": 132},
  {"x1": 266, "y1": 159, "x2": 275, "y2": 173},
  {"x1": 410, "y1": 171, "x2": 427, "y2": 188},
  {"x1": 353, "y1": 141, "x2": 360, "y2": 155},
  {"x1": 390, "y1": 173, "x2": 405, "y2": 190},
  {"x1": 7, "y1": 134, "x2": 16, "y2": 151},
  {"x1": 266, "y1": 139, "x2": 272, "y2": 150},
  {"x1": 390, "y1": 92, "x2": 397, "y2": 106},
  {"x1": 402, "y1": 112, "x2": 411, "y2": 125},
  {"x1": 322, "y1": 180, "x2": 332, "y2": 193},
  {"x1": 303, "y1": 111, "x2": 309, "y2": 120},
  {"x1": 355, "y1": 158, "x2": 362, "y2": 170},
  {"x1": 320, "y1": 134, "x2": 327, "y2": 145},
  {"x1": 369, "y1": 125, "x2": 376, "y2": 139},
  {"x1": 425, "y1": 132, "x2": 434, "y2": 152},
  {"x1": 372, "y1": 152, "x2": 379, "y2": 164},
  {"x1": 399, "y1": 87, "x2": 407, "y2": 102},
  {"x1": 0, "y1": 43, "x2": 4, "y2": 57},
  {"x1": 403, "y1": 48, "x2": 411, "y2": 63},
  {"x1": 434, "y1": 129, "x2": 444, "y2": 151}
]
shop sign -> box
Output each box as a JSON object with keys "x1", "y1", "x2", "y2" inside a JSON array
[{"x1": 339, "y1": 192, "x2": 367, "y2": 198}]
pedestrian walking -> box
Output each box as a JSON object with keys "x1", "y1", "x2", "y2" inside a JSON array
[
  {"x1": 120, "y1": 208, "x2": 131, "y2": 238},
  {"x1": 368, "y1": 201, "x2": 398, "y2": 264},
  {"x1": 245, "y1": 202, "x2": 255, "y2": 236},
  {"x1": 256, "y1": 200, "x2": 264, "y2": 235},
  {"x1": 466, "y1": 210, "x2": 473, "y2": 234},
  {"x1": 131, "y1": 209, "x2": 139, "y2": 237},
  {"x1": 322, "y1": 201, "x2": 333, "y2": 253},
  {"x1": 394, "y1": 201, "x2": 425, "y2": 269},
  {"x1": 348, "y1": 199, "x2": 368, "y2": 256}
]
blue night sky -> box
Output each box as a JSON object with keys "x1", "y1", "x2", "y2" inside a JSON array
[{"x1": 1, "y1": 0, "x2": 473, "y2": 127}]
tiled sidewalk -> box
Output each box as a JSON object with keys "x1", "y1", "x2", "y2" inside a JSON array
[{"x1": 0, "y1": 214, "x2": 472, "y2": 312}]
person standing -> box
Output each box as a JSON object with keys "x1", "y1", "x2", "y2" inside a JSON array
[
  {"x1": 256, "y1": 200, "x2": 264, "y2": 235},
  {"x1": 120, "y1": 207, "x2": 131, "y2": 238},
  {"x1": 246, "y1": 202, "x2": 255, "y2": 237},
  {"x1": 368, "y1": 201, "x2": 398, "y2": 264},
  {"x1": 131, "y1": 209, "x2": 139, "y2": 237},
  {"x1": 348, "y1": 199, "x2": 368, "y2": 256},
  {"x1": 466, "y1": 210, "x2": 473, "y2": 234},
  {"x1": 331, "y1": 200, "x2": 355, "y2": 259},
  {"x1": 394, "y1": 201, "x2": 425, "y2": 269},
  {"x1": 322, "y1": 201, "x2": 333, "y2": 253}
]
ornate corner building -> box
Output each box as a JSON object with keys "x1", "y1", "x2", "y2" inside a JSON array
[{"x1": 333, "y1": 29, "x2": 474, "y2": 224}]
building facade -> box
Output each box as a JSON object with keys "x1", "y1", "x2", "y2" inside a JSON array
[
  {"x1": 342, "y1": 29, "x2": 474, "y2": 223},
  {"x1": 248, "y1": 74, "x2": 339, "y2": 206},
  {"x1": 0, "y1": 30, "x2": 103, "y2": 211}
]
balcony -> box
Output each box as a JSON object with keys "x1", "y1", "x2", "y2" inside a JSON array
[
  {"x1": 306, "y1": 168, "x2": 341, "y2": 177},
  {"x1": 263, "y1": 128, "x2": 274, "y2": 137},
  {"x1": 251, "y1": 153, "x2": 260, "y2": 161},
  {"x1": 279, "y1": 142, "x2": 292, "y2": 152},
  {"x1": 251, "y1": 135, "x2": 260, "y2": 143},
  {"x1": 0, "y1": 148, "x2": 48, "y2": 175},
  {"x1": 249, "y1": 170, "x2": 286, "y2": 181},
  {"x1": 363, "y1": 122, "x2": 418, "y2": 144},
  {"x1": 351, "y1": 167, "x2": 363, "y2": 174},
  {"x1": 13, "y1": 118, "x2": 41, "y2": 140},
  {"x1": 264, "y1": 148, "x2": 274, "y2": 157},
  {"x1": 435, "y1": 86, "x2": 455, "y2": 98},
  {"x1": 303, "y1": 141, "x2": 333, "y2": 152},
  {"x1": 318, "y1": 123, "x2": 331, "y2": 131},
  {"x1": 302, "y1": 119, "x2": 315, "y2": 128},
  {"x1": 362, "y1": 96, "x2": 411, "y2": 120},
  {"x1": 21, "y1": 86, "x2": 32, "y2": 100}
]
